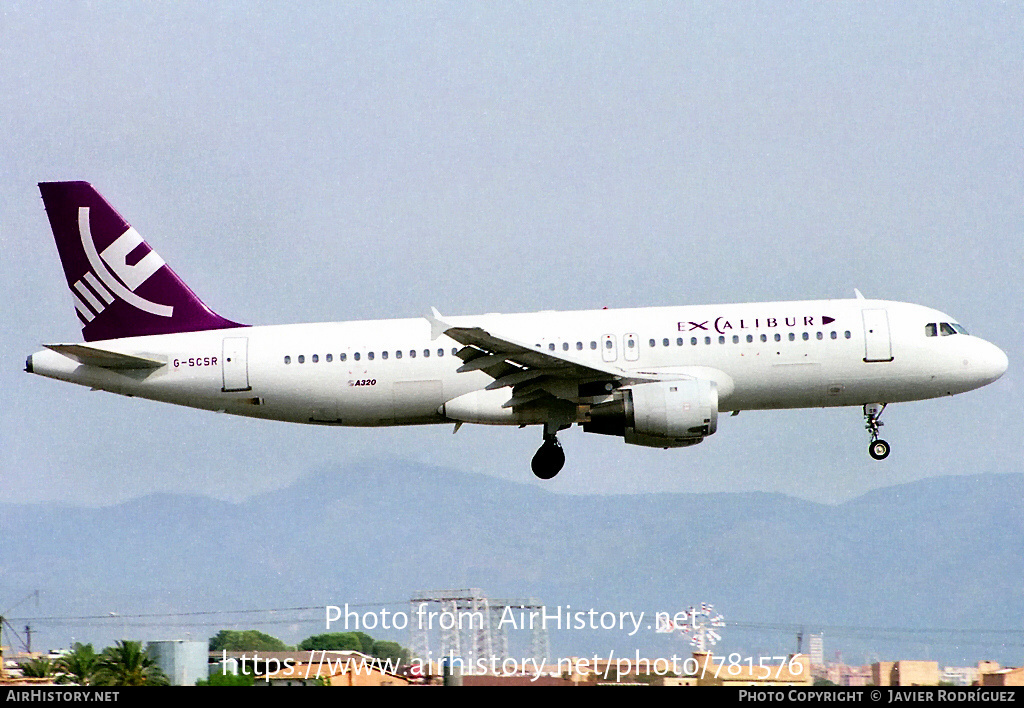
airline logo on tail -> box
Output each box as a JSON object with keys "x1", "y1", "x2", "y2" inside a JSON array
[
  {"x1": 39, "y1": 181, "x2": 245, "y2": 342},
  {"x1": 71, "y1": 206, "x2": 172, "y2": 324}
]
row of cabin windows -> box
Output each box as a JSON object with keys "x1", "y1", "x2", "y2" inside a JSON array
[
  {"x1": 647, "y1": 331, "x2": 853, "y2": 347},
  {"x1": 283, "y1": 347, "x2": 459, "y2": 365},
  {"x1": 543, "y1": 341, "x2": 601, "y2": 351},
  {"x1": 540, "y1": 331, "x2": 853, "y2": 352}
]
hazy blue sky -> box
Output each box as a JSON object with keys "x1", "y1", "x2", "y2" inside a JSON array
[{"x1": 2, "y1": 2, "x2": 1020, "y2": 506}]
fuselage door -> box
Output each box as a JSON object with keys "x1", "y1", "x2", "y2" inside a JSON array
[
  {"x1": 862, "y1": 309, "x2": 894, "y2": 362},
  {"x1": 222, "y1": 337, "x2": 251, "y2": 391},
  {"x1": 623, "y1": 333, "x2": 640, "y2": 362},
  {"x1": 601, "y1": 334, "x2": 618, "y2": 363}
]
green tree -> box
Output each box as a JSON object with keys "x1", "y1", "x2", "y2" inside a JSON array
[
  {"x1": 196, "y1": 671, "x2": 255, "y2": 686},
  {"x1": 92, "y1": 641, "x2": 169, "y2": 686},
  {"x1": 298, "y1": 631, "x2": 367, "y2": 652},
  {"x1": 18, "y1": 657, "x2": 55, "y2": 678},
  {"x1": 55, "y1": 643, "x2": 98, "y2": 685},
  {"x1": 298, "y1": 632, "x2": 409, "y2": 662},
  {"x1": 371, "y1": 640, "x2": 409, "y2": 663},
  {"x1": 209, "y1": 629, "x2": 287, "y2": 652}
]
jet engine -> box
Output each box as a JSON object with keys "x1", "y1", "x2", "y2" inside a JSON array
[{"x1": 582, "y1": 379, "x2": 718, "y2": 448}]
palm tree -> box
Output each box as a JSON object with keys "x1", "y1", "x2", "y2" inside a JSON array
[
  {"x1": 18, "y1": 657, "x2": 55, "y2": 679},
  {"x1": 92, "y1": 641, "x2": 169, "y2": 686},
  {"x1": 55, "y1": 643, "x2": 98, "y2": 685}
]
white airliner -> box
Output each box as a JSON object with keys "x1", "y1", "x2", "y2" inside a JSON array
[{"x1": 26, "y1": 182, "x2": 1008, "y2": 478}]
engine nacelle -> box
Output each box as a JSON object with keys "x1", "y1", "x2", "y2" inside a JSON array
[{"x1": 583, "y1": 379, "x2": 718, "y2": 448}]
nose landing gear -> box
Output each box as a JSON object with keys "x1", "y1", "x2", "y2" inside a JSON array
[
  {"x1": 864, "y1": 403, "x2": 890, "y2": 460},
  {"x1": 531, "y1": 433, "x2": 565, "y2": 479}
]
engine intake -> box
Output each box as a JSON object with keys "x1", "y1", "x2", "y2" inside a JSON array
[{"x1": 583, "y1": 379, "x2": 718, "y2": 448}]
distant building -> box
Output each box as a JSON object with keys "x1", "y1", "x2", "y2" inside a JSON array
[
  {"x1": 942, "y1": 666, "x2": 980, "y2": 686},
  {"x1": 461, "y1": 675, "x2": 574, "y2": 686},
  {"x1": 808, "y1": 635, "x2": 824, "y2": 669},
  {"x1": 872, "y1": 660, "x2": 939, "y2": 686},
  {"x1": 977, "y1": 664, "x2": 1024, "y2": 687},
  {"x1": 148, "y1": 640, "x2": 207, "y2": 686},
  {"x1": 255, "y1": 661, "x2": 408, "y2": 686},
  {"x1": 872, "y1": 661, "x2": 895, "y2": 686},
  {"x1": 822, "y1": 662, "x2": 870, "y2": 686}
]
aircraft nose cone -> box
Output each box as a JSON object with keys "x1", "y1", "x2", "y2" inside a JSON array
[{"x1": 978, "y1": 341, "x2": 1008, "y2": 384}]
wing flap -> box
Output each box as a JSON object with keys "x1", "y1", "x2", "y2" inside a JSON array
[{"x1": 428, "y1": 309, "x2": 665, "y2": 415}]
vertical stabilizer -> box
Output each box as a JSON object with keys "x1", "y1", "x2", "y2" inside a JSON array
[{"x1": 38, "y1": 181, "x2": 245, "y2": 341}]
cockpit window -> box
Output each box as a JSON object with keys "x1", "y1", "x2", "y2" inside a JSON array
[{"x1": 928, "y1": 322, "x2": 968, "y2": 337}]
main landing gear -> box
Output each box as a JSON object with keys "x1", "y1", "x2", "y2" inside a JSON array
[
  {"x1": 531, "y1": 433, "x2": 565, "y2": 479},
  {"x1": 864, "y1": 403, "x2": 890, "y2": 460}
]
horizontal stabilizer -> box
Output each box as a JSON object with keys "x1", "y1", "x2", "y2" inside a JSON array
[{"x1": 44, "y1": 344, "x2": 165, "y2": 369}]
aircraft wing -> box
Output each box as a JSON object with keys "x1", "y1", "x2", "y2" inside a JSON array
[{"x1": 428, "y1": 308, "x2": 659, "y2": 410}]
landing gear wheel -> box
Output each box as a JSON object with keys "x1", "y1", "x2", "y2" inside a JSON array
[
  {"x1": 863, "y1": 403, "x2": 890, "y2": 461},
  {"x1": 531, "y1": 437, "x2": 565, "y2": 479},
  {"x1": 869, "y1": 439, "x2": 890, "y2": 461}
]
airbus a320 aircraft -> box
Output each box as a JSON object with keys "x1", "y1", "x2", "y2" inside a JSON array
[{"x1": 26, "y1": 182, "x2": 1008, "y2": 478}]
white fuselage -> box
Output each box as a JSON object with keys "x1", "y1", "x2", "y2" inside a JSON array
[{"x1": 28, "y1": 298, "x2": 1008, "y2": 431}]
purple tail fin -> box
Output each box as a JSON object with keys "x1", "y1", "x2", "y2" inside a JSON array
[{"x1": 39, "y1": 181, "x2": 245, "y2": 341}]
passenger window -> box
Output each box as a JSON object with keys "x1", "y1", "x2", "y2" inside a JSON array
[
  {"x1": 298, "y1": 355, "x2": 305, "y2": 363},
  {"x1": 732, "y1": 335, "x2": 739, "y2": 344},
  {"x1": 368, "y1": 352, "x2": 375, "y2": 360},
  {"x1": 691, "y1": 337, "x2": 697, "y2": 345},
  {"x1": 677, "y1": 338, "x2": 683, "y2": 346},
  {"x1": 423, "y1": 349, "x2": 430, "y2": 358},
  {"x1": 845, "y1": 331, "x2": 851, "y2": 339},
  {"x1": 761, "y1": 334, "x2": 767, "y2": 342},
  {"x1": 312, "y1": 354, "x2": 319, "y2": 363},
  {"x1": 340, "y1": 353, "x2": 347, "y2": 361},
  {"x1": 577, "y1": 342, "x2": 583, "y2": 350},
  {"x1": 284, "y1": 356, "x2": 291, "y2": 364},
  {"x1": 830, "y1": 331, "x2": 837, "y2": 340},
  {"x1": 816, "y1": 332, "x2": 822, "y2": 340},
  {"x1": 381, "y1": 351, "x2": 388, "y2": 360},
  {"x1": 802, "y1": 332, "x2": 809, "y2": 341},
  {"x1": 562, "y1": 342, "x2": 569, "y2": 351},
  {"x1": 746, "y1": 335, "x2": 753, "y2": 343},
  {"x1": 718, "y1": 336, "x2": 725, "y2": 344},
  {"x1": 649, "y1": 339, "x2": 656, "y2": 347},
  {"x1": 663, "y1": 338, "x2": 670, "y2": 347},
  {"x1": 326, "y1": 353, "x2": 333, "y2": 362},
  {"x1": 788, "y1": 333, "x2": 795, "y2": 342},
  {"x1": 549, "y1": 343, "x2": 556, "y2": 351},
  {"x1": 409, "y1": 350, "x2": 416, "y2": 358},
  {"x1": 605, "y1": 340, "x2": 613, "y2": 349},
  {"x1": 705, "y1": 337, "x2": 711, "y2": 345},
  {"x1": 628, "y1": 339, "x2": 636, "y2": 349},
  {"x1": 395, "y1": 351, "x2": 401, "y2": 359},
  {"x1": 354, "y1": 353, "x2": 360, "y2": 361},
  {"x1": 774, "y1": 334, "x2": 781, "y2": 342},
  {"x1": 590, "y1": 341, "x2": 597, "y2": 350}
]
